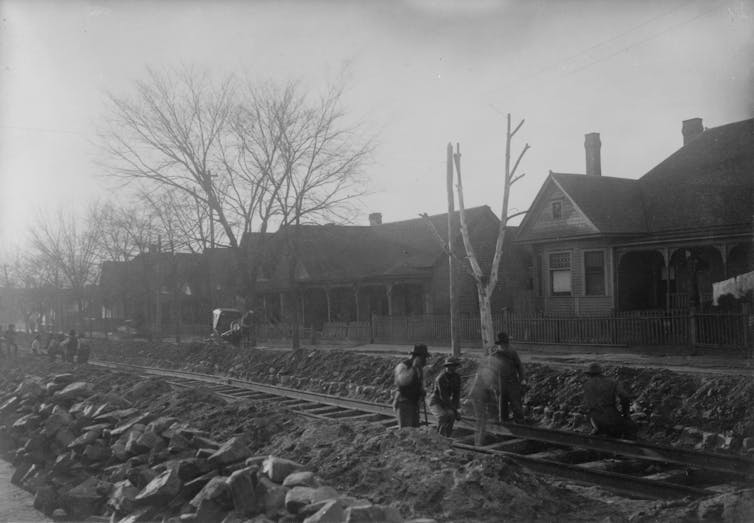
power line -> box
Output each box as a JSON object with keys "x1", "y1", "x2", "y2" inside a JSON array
[
  {"x1": 565, "y1": 1, "x2": 723, "y2": 76},
  {"x1": 482, "y1": 0, "x2": 694, "y2": 98}
]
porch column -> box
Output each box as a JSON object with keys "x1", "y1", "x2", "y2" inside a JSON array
[
  {"x1": 718, "y1": 243, "x2": 728, "y2": 278},
  {"x1": 385, "y1": 283, "x2": 394, "y2": 316},
  {"x1": 423, "y1": 283, "x2": 432, "y2": 314},
  {"x1": 353, "y1": 284, "x2": 360, "y2": 322},
  {"x1": 325, "y1": 287, "x2": 332, "y2": 323},
  {"x1": 662, "y1": 248, "x2": 670, "y2": 312}
]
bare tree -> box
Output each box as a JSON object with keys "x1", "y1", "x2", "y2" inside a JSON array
[
  {"x1": 27, "y1": 208, "x2": 102, "y2": 328},
  {"x1": 424, "y1": 114, "x2": 529, "y2": 350},
  {"x1": 101, "y1": 68, "x2": 374, "y2": 344},
  {"x1": 90, "y1": 201, "x2": 156, "y2": 262},
  {"x1": 263, "y1": 82, "x2": 372, "y2": 348},
  {"x1": 455, "y1": 114, "x2": 530, "y2": 348}
]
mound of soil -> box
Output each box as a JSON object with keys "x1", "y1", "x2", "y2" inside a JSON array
[{"x1": 94, "y1": 340, "x2": 754, "y2": 449}]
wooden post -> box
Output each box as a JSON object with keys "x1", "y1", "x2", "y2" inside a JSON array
[
  {"x1": 689, "y1": 305, "x2": 697, "y2": 353},
  {"x1": 447, "y1": 143, "x2": 461, "y2": 356}
]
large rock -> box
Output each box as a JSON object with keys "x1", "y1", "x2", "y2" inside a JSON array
[
  {"x1": 180, "y1": 470, "x2": 219, "y2": 501},
  {"x1": 62, "y1": 476, "x2": 113, "y2": 520},
  {"x1": 44, "y1": 406, "x2": 74, "y2": 434},
  {"x1": 173, "y1": 457, "x2": 212, "y2": 482},
  {"x1": 283, "y1": 471, "x2": 319, "y2": 488},
  {"x1": 190, "y1": 476, "x2": 233, "y2": 510},
  {"x1": 345, "y1": 504, "x2": 403, "y2": 522},
  {"x1": 95, "y1": 407, "x2": 138, "y2": 422},
  {"x1": 33, "y1": 485, "x2": 58, "y2": 515},
  {"x1": 83, "y1": 441, "x2": 112, "y2": 462},
  {"x1": 108, "y1": 479, "x2": 139, "y2": 513},
  {"x1": 208, "y1": 437, "x2": 251, "y2": 467},
  {"x1": 15, "y1": 377, "x2": 45, "y2": 398},
  {"x1": 53, "y1": 382, "x2": 93, "y2": 402},
  {"x1": 67, "y1": 429, "x2": 100, "y2": 449},
  {"x1": 12, "y1": 413, "x2": 40, "y2": 431},
  {"x1": 52, "y1": 373, "x2": 75, "y2": 384},
  {"x1": 134, "y1": 467, "x2": 182, "y2": 504},
  {"x1": 125, "y1": 430, "x2": 147, "y2": 455},
  {"x1": 262, "y1": 456, "x2": 305, "y2": 483},
  {"x1": 227, "y1": 466, "x2": 261, "y2": 516},
  {"x1": 257, "y1": 476, "x2": 289, "y2": 515},
  {"x1": 169, "y1": 433, "x2": 192, "y2": 453},
  {"x1": 135, "y1": 429, "x2": 164, "y2": 452},
  {"x1": 147, "y1": 416, "x2": 179, "y2": 435},
  {"x1": 302, "y1": 499, "x2": 346, "y2": 523},
  {"x1": 55, "y1": 427, "x2": 76, "y2": 447},
  {"x1": 285, "y1": 487, "x2": 317, "y2": 514},
  {"x1": 111, "y1": 412, "x2": 153, "y2": 438}
]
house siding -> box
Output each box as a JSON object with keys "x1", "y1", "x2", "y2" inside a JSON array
[{"x1": 536, "y1": 239, "x2": 615, "y2": 316}]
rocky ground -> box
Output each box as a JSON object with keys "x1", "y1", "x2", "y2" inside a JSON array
[{"x1": 0, "y1": 340, "x2": 751, "y2": 522}]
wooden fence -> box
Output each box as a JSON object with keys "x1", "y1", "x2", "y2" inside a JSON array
[{"x1": 308, "y1": 310, "x2": 750, "y2": 349}]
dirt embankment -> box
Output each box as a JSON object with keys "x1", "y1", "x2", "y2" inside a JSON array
[
  {"x1": 1, "y1": 350, "x2": 753, "y2": 522},
  {"x1": 94, "y1": 340, "x2": 754, "y2": 453}
]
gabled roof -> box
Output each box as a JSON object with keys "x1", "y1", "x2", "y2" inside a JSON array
[
  {"x1": 260, "y1": 206, "x2": 499, "y2": 284},
  {"x1": 518, "y1": 117, "x2": 754, "y2": 242},
  {"x1": 639, "y1": 118, "x2": 754, "y2": 232},
  {"x1": 551, "y1": 173, "x2": 646, "y2": 234}
]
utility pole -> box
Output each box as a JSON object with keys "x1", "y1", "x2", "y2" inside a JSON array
[
  {"x1": 207, "y1": 169, "x2": 216, "y2": 309},
  {"x1": 447, "y1": 143, "x2": 461, "y2": 356}
]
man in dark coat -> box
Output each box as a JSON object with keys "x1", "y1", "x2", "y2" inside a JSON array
[
  {"x1": 429, "y1": 356, "x2": 462, "y2": 436},
  {"x1": 583, "y1": 362, "x2": 637, "y2": 439},
  {"x1": 393, "y1": 343, "x2": 429, "y2": 428},
  {"x1": 492, "y1": 331, "x2": 526, "y2": 424}
]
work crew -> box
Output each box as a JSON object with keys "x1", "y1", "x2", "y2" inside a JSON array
[
  {"x1": 583, "y1": 362, "x2": 637, "y2": 439},
  {"x1": 492, "y1": 332, "x2": 526, "y2": 424},
  {"x1": 63, "y1": 329, "x2": 79, "y2": 363},
  {"x1": 393, "y1": 343, "x2": 429, "y2": 428},
  {"x1": 429, "y1": 356, "x2": 462, "y2": 436}
]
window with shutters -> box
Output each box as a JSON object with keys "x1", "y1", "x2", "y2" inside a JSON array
[
  {"x1": 584, "y1": 250, "x2": 606, "y2": 296},
  {"x1": 549, "y1": 252, "x2": 571, "y2": 296}
]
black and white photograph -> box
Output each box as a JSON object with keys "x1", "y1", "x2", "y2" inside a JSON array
[{"x1": 0, "y1": 1, "x2": 752, "y2": 521}]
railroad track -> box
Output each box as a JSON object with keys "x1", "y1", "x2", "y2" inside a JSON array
[{"x1": 93, "y1": 360, "x2": 754, "y2": 500}]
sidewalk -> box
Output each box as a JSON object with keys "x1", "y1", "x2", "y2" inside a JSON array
[{"x1": 340, "y1": 342, "x2": 754, "y2": 376}]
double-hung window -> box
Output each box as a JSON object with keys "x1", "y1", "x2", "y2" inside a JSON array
[
  {"x1": 549, "y1": 252, "x2": 571, "y2": 296},
  {"x1": 584, "y1": 250, "x2": 606, "y2": 296}
]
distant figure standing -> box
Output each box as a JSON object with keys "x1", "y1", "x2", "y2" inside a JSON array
[
  {"x1": 429, "y1": 356, "x2": 462, "y2": 437},
  {"x1": 5, "y1": 324, "x2": 18, "y2": 357},
  {"x1": 492, "y1": 332, "x2": 526, "y2": 424},
  {"x1": 76, "y1": 333, "x2": 90, "y2": 364},
  {"x1": 63, "y1": 329, "x2": 79, "y2": 363},
  {"x1": 31, "y1": 334, "x2": 41, "y2": 355},
  {"x1": 47, "y1": 333, "x2": 63, "y2": 362},
  {"x1": 583, "y1": 363, "x2": 637, "y2": 439},
  {"x1": 393, "y1": 344, "x2": 430, "y2": 428}
]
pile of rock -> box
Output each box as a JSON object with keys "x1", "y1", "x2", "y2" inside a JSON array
[{"x1": 0, "y1": 372, "x2": 429, "y2": 522}]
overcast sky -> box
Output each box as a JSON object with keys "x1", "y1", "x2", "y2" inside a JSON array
[{"x1": 1, "y1": 0, "x2": 752, "y2": 251}]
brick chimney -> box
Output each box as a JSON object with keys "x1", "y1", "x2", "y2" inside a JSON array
[
  {"x1": 369, "y1": 212, "x2": 382, "y2": 226},
  {"x1": 682, "y1": 118, "x2": 703, "y2": 145},
  {"x1": 584, "y1": 132, "x2": 602, "y2": 176}
]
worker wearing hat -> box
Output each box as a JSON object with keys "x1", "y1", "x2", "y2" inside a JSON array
[
  {"x1": 428, "y1": 356, "x2": 463, "y2": 436},
  {"x1": 583, "y1": 362, "x2": 637, "y2": 439},
  {"x1": 393, "y1": 343, "x2": 430, "y2": 428},
  {"x1": 491, "y1": 331, "x2": 526, "y2": 424}
]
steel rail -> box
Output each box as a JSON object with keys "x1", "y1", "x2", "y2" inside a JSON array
[
  {"x1": 453, "y1": 442, "x2": 713, "y2": 499},
  {"x1": 92, "y1": 359, "x2": 750, "y2": 497}
]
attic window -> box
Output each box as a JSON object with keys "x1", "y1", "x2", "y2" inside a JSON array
[{"x1": 551, "y1": 200, "x2": 563, "y2": 219}]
